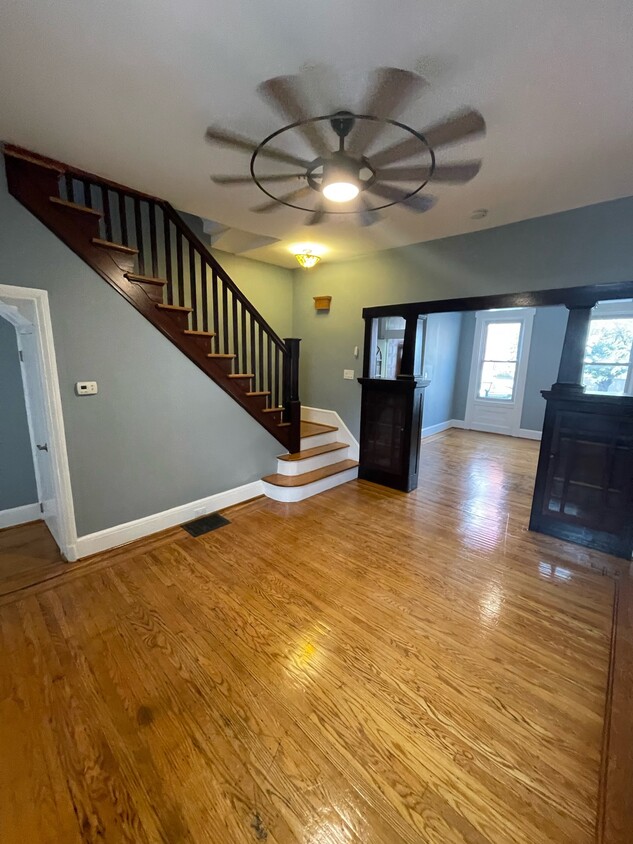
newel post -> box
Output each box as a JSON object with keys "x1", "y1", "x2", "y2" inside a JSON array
[{"x1": 283, "y1": 338, "x2": 301, "y2": 453}]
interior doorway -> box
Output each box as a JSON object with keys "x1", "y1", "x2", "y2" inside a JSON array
[
  {"x1": 0, "y1": 284, "x2": 77, "y2": 562},
  {"x1": 464, "y1": 308, "x2": 535, "y2": 436}
]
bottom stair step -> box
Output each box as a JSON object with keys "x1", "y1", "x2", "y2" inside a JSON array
[{"x1": 262, "y1": 459, "x2": 358, "y2": 488}]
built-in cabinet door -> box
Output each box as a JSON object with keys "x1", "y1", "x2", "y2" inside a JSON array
[{"x1": 465, "y1": 309, "x2": 535, "y2": 436}]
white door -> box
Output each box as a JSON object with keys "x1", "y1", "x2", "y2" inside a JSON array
[
  {"x1": 465, "y1": 308, "x2": 535, "y2": 436},
  {"x1": 16, "y1": 328, "x2": 61, "y2": 540}
]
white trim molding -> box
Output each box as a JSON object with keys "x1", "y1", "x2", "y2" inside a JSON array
[
  {"x1": 0, "y1": 503, "x2": 40, "y2": 530},
  {"x1": 74, "y1": 480, "x2": 263, "y2": 558},
  {"x1": 421, "y1": 419, "x2": 539, "y2": 441},
  {"x1": 517, "y1": 428, "x2": 542, "y2": 441},
  {"x1": 464, "y1": 308, "x2": 536, "y2": 438},
  {"x1": 0, "y1": 284, "x2": 78, "y2": 561},
  {"x1": 300, "y1": 406, "x2": 359, "y2": 460}
]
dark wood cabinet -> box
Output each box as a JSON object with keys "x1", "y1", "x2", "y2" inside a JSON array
[
  {"x1": 357, "y1": 377, "x2": 428, "y2": 491},
  {"x1": 530, "y1": 391, "x2": 633, "y2": 559}
]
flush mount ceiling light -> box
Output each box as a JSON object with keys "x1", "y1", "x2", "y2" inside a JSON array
[
  {"x1": 207, "y1": 66, "x2": 485, "y2": 227},
  {"x1": 295, "y1": 251, "x2": 321, "y2": 269}
]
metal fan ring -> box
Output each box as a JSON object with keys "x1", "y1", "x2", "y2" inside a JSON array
[{"x1": 249, "y1": 113, "x2": 434, "y2": 215}]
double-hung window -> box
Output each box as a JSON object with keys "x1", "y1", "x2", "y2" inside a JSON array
[{"x1": 582, "y1": 304, "x2": 633, "y2": 396}]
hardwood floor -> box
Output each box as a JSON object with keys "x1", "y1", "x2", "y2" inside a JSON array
[
  {"x1": 0, "y1": 430, "x2": 624, "y2": 843},
  {"x1": 0, "y1": 520, "x2": 65, "y2": 597}
]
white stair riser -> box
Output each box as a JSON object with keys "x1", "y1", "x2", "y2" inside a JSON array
[
  {"x1": 276, "y1": 447, "x2": 350, "y2": 476},
  {"x1": 262, "y1": 467, "x2": 358, "y2": 503},
  {"x1": 300, "y1": 431, "x2": 337, "y2": 450}
]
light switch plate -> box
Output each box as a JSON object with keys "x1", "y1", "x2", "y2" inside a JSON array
[
  {"x1": 75, "y1": 381, "x2": 98, "y2": 396},
  {"x1": 343, "y1": 369, "x2": 355, "y2": 380}
]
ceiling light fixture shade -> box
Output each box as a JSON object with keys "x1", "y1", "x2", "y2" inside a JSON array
[
  {"x1": 295, "y1": 251, "x2": 321, "y2": 269},
  {"x1": 321, "y1": 158, "x2": 360, "y2": 203}
]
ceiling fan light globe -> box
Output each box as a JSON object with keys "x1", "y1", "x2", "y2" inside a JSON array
[{"x1": 322, "y1": 181, "x2": 360, "y2": 203}]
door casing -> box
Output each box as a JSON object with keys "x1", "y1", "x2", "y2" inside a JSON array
[{"x1": 465, "y1": 308, "x2": 535, "y2": 437}]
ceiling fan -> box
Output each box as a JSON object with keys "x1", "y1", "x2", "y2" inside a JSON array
[{"x1": 206, "y1": 67, "x2": 485, "y2": 226}]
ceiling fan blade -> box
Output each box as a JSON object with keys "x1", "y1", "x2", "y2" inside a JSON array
[
  {"x1": 366, "y1": 183, "x2": 437, "y2": 213},
  {"x1": 423, "y1": 109, "x2": 486, "y2": 149},
  {"x1": 377, "y1": 160, "x2": 481, "y2": 184},
  {"x1": 306, "y1": 202, "x2": 326, "y2": 226},
  {"x1": 212, "y1": 173, "x2": 305, "y2": 185},
  {"x1": 370, "y1": 108, "x2": 485, "y2": 168},
  {"x1": 358, "y1": 196, "x2": 381, "y2": 227},
  {"x1": 347, "y1": 67, "x2": 428, "y2": 156},
  {"x1": 376, "y1": 166, "x2": 432, "y2": 182},
  {"x1": 251, "y1": 186, "x2": 313, "y2": 213},
  {"x1": 258, "y1": 75, "x2": 332, "y2": 158},
  {"x1": 205, "y1": 127, "x2": 311, "y2": 169}
]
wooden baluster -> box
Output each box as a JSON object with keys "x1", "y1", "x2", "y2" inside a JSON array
[
  {"x1": 274, "y1": 344, "x2": 280, "y2": 409},
  {"x1": 64, "y1": 173, "x2": 74, "y2": 203},
  {"x1": 249, "y1": 312, "x2": 256, "y2": 386},
  {"x1": 149, "y1": 203, "x2": 158, "y2": 279},
  {"x1": 258, "y1": 323, "x2": 264, "y2": 393},
  {"x1": 232, "y1": 291, "x2": 239, "y2": 366},
  {"x1": 133, "y1": 197, "x2": 145, "y2": 275},
  {"x1": 82, "y1": 179, "x2": 93, "y2": 208},
  {"x1": 267, "y1": 337, "x2": 273, "y2": 401},
  {"x1": 211, "y1": 268, "x2": 219, "y2": 337},
  {"x1": 189, "y1": 242, "x2": 198, "y2": 330},
  {"x1": 222, "y1": 281, "x2": 229, "y2": 354},
  {"x1": 118, "y1": 192, "x2": 128, "y2": 246},
  {"x1": 176, "y1": 229, "x2": 184, "y2": 307},
  {"x1": 163, "y1": 212, "x2": 173, "y2": 305},
  {"x1": 100, "y1": 186, "x2": 113, "y2": 243},
  {"x1": 241, "y1": 302, "x2": 247, "y2": 376},
  {"x1": 200, "y1": 255, "x2": 209, "y2": 333}
]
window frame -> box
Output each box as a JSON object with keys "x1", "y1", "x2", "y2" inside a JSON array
[{"x1": 582, "y1": 302, "x2": 633, "y2": 396}]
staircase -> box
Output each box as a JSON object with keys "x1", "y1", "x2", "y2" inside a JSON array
[
  {"x1": 262, "y1": 420, "x2": 359, "y2": 502},
  {"x1": 2, "y1": 144, "x2": 301, "y2": 453}
]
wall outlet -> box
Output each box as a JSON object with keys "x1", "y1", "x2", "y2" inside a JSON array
[
  {"x1": 343, "y1": 369, "x2": 355, "y2": 380},
  {"x1": 75, "y1": 381, "x2": 98, "y2": 395}
]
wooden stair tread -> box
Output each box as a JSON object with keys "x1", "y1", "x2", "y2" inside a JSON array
[
  {"x1": 183, "y1": 329, "x2": 216, "y2": 337},
  {"x1": 246, "y1": 391, "x2": 270, "y2": 397},
  {"x1": 262, "y1": 459, "x2": 358, "y2": 488},
  {"x1": 92, "y1": 238, "x2": 138, "y2": 255},
  {"x1": 207, "y1": 353, "x2": 235, "y2": 359},
  {"x1": 262, "y1": 406, "x2": 283, "y2": 413},
  {"x1": 156, "y1": 303, "x2": 192, "y2": 313},
  {"x1": 279, "y1": 441, "x2": 349, "y2": 462},
  {"x1": 228, "y1": 373, "x2": 254, "y2": 379},
  {"x1": 300, "y1": 420, "x2": 338, "y2": 438},
  {"x1": 49, "y1": 196, "x2": 103, "y2": 217},
  {"x1": 125, "y1": 272, "x2": 168, "y2": 286}
]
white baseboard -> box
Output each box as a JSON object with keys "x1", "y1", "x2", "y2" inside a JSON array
[
  {"x1": 0, "y1": 502, "x2": 40, "y2": 530},
  {"x1": 516, "y1": 428, "x2": 542, "y2": 441},
  {"x1": 301, "y1": 406, "x2": 359, "y2": 460},
  {"x1": 75, "y1": 480, "x2": 263, "y2": 559},
  {"x1": 422, "y1": 419, "x2": 459, "y2": 437},
  {"x1": 421, "y1": 419, "x2": 540, "y2": 441}
]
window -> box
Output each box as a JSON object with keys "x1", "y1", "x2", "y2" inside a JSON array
[
  {"x1": 582, "y1": 316, "x2": 633, "y2": 395},
  {"x1": 477, "y1": 321, "x2": 522, "y2": 400}
]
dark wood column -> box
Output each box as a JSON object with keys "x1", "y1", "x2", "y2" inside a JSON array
[
  {"x1": 399, "y1": 315, "x2": 425, "y2": 378},
  {"x1": 550, "y1": 304, "x2": 596, "y2": 393}
]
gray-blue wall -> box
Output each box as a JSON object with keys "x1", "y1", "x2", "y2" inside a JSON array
[
  {"x1": 0, "y1": 317, "x2": 38, "y2": 510},
  {"x1": 0, "y1": 168, "x2": 293, "y2": 536},
  {"x1": 422, "y1": 312, "x2": 462, "y2": 429}
]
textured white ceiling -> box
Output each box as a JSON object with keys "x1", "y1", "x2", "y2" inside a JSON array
[{"x1": 1, "y1": 0, "x2": 633, "y2": 267}]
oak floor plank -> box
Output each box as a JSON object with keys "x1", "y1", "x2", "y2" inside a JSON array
[{"x1": 0, "y1": 430, "x2": 620, "y2": 843}]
